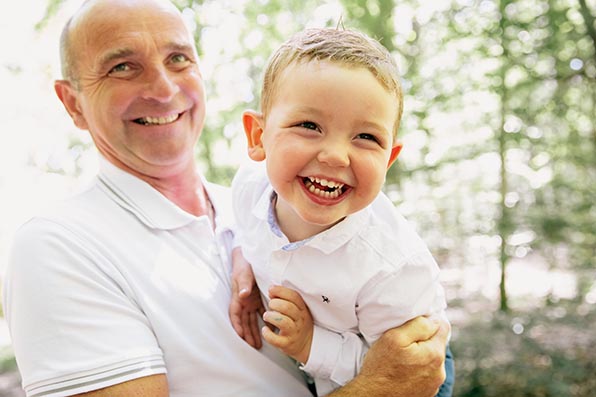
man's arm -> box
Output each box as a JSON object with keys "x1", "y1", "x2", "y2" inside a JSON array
[
  {"x1": 73, "y1": 374, "x2": 169, "y2": 397},
  {"x1": 327, "y1": 317, "x2": 449, "y2": 397}
]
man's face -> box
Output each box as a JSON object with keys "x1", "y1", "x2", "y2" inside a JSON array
[{"x1": 63, "y1": 0, "x2": 206, "y2": 178}]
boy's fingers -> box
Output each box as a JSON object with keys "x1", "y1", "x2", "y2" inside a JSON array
[
  {"x1": 268, "y1": 298, "x2": 299, "y2": 322},
  {"x1": 262, "y1": 325, "x2": 288, "y2": 349},
  {"x1": 263, "y1": 310, "x2": 294, "y2": 334},
  {"x1": 268, "y1": 285, "x2": 306, "y2": 309}
]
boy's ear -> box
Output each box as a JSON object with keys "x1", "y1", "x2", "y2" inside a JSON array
[
  {"x1": 54, "y1": 80, "x2": 89, "y2": 130},
  {"x1": 387, "y1": 142, "x2": 403, "y2": 169},
  {"x1": 242, "y1": 110, "x2": 266, "y2": 161}
]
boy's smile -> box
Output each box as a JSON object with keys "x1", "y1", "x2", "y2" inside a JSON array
[{"x1": 300, "y1": 176, "x2": 350, "y2": 201}]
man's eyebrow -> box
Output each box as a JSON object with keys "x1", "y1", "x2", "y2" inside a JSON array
[
  {"x1": 97, "y1": 48, "x2": 134, "y2": 70},
  {"x1": 96, "y1": 43, "x2": 196, "y2": 70},
  {"x1": 165, "y1": 42, "x2": 196, "y2": 55}
]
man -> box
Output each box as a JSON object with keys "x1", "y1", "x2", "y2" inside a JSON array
[{"x1": 2, "y1": 0, "x2": 449, "y2": 396}]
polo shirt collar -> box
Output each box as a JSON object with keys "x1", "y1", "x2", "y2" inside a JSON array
[{"x1": 97, "y1": 156, "x2": 214, "y2": 230}]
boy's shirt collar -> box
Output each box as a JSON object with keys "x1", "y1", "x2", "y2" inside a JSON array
[{"x1": 253, "y1": 185, "x2": 371, "y2": 255}]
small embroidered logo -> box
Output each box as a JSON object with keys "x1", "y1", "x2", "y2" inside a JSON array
[{"x1": 322, "y1": 295, "x2": 330, "y2": 303}]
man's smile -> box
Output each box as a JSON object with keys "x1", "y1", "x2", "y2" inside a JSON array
[{"x1": 133, "y1": 113, "x2": 181, "y2": 125}]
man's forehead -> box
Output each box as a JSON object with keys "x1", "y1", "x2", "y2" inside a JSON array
[
  {"x1": 71, "y1": 0, "x2": 188, "y2": 40},
  {"x1": 71, "y1": 2, "x2": 194, "y2": 58}
]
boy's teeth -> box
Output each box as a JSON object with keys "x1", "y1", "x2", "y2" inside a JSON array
[
  {"x1": 307, "y1": 176, "x2": 344, "y2": 189},
  {"x1": 304, "y1": 177, "x2": 345, "y2": 199},
  {"x1": 138, "y1": 113, "x2": 179, "y2": 125}
]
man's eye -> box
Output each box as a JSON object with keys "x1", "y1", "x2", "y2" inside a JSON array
[
  {"x1": 171, "y1": 54, "x2": 190, "y2": 63},
  {"x1": 109, "y1": 63, "x2": 130, "y2": 74},
  {"x1": 298, "y1": 121, "x2": 318, "y2": 130}
]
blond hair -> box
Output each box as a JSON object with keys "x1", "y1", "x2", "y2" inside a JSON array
[{"x1": 260, "y1": 28, "x2": 403, "y2": 137}]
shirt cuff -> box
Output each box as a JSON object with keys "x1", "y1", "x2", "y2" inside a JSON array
[{"x1": 299, "y1": 325, "x2": 343, "y2": 379}]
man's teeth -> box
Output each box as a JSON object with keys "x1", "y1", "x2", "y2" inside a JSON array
[
  {"x1": 304, "y1": 177, "x2": 345, "y2": 199},
  {"x1": 137, "y1": 113, "x2": 180, "y2": 125}
]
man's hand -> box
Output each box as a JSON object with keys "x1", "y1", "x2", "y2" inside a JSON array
[
  {"x1": 229, "y1": 247, "x2": 265, "y2": 349},
  {"x1": 328, "y1": 316, "x2": 449, "y2": 397},
  {"x1": 262, "y1": 285, "x2": 314, "y2": 364}
]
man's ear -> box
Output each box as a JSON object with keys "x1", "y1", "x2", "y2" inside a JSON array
[
  {"x1": 242, "y1": 110, "x2": 266, "y2": 161},
  {"x1": 387, "y1": 142, "x2": 403, "y2": 169},
  {"x1": 54, "y1": 80, "x2": 88, "y2": 130}
]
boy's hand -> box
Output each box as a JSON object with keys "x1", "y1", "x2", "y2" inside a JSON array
[
  {"x1": 262, "y1": 285, "x2": 314, "y2": 364},
  {"x1": 229, "y1": 247, "x2": 265, "y2": 349}
]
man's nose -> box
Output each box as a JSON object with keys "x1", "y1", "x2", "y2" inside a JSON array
[{"x1": 141, "y1": 68, "x2": 179, "y2": 102}]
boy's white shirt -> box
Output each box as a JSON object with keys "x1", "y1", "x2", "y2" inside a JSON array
[{"x1": 232, "y1": 162, "x2": 448, "y2": 395}]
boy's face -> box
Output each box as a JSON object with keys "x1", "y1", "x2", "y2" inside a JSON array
[{"x1": 245, "y1": 60, "x2": 401, "y2": 234}]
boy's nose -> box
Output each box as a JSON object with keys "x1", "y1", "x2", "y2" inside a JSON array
[{"x1": 317, "y1": 142, "x2": 350, "y2": 167}]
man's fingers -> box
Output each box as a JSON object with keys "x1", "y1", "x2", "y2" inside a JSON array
[
  {"x1": 242, "y1": 309, "x2": 256, "y2": 348},
  {"x1": 248, "y1": 311, "x2": 262, "y2": 349},
  {"x1": 386, "y1": 316, "x2": 441, "y2": 347},
  {"x1": 231, "y1": 247, "x2": 254, "y2": 297},
  {"x1": 229, "y1": 300, "x2": 244, "y2": 337}
]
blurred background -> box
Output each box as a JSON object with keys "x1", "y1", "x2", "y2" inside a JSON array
[{"x1": 0, "y1": 0, "x2": 594, "y2": 396}]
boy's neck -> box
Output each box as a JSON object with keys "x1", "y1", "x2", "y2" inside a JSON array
[{"x1": 274, "y1": 196, "x2": 343, "y2": 243}]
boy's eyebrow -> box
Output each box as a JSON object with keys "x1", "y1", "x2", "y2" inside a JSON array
[{"x1": 291, "y1": 106, "x2": 391, "y2": 132}]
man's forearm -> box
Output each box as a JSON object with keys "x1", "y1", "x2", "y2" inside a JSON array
[
  {"x1": 325, "y1": 317, "x2": 449, "y2": 397},
  {"x1": 325, "y1": 374, "x2": 442, "y2": 397}
]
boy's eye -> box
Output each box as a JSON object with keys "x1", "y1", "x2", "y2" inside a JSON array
[
  {"x1": 298, "y1": 121, "x2": 318, "y2": 130},
  {"x1": 356, "y1": 133, "x2": 378, "y2": 142}
]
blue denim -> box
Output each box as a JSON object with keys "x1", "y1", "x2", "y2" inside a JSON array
[{"x1": 435, "y1": 345, "x2": 455, "y2": 397}]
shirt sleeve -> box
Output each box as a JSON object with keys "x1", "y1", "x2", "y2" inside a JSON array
[
  {"x1": 300, "y1": 325, "x2": 368, "y2": 392},
  {"x1": 3, "y1": 218, "x2": 166, "y2": 397},
  {"x1": 356, "y1": 250, "x2": 448, "y2": 345}
]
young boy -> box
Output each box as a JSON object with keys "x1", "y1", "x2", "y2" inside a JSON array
[{"x1": 231, "y1": 28, "x2": 453, "y2": 396}]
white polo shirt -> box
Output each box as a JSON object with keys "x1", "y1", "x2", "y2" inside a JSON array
[
  {"x1": 232, "y1": 163, "x2": 448, "y2": 396},
  {"x1": 3, "y1": 157, "x2": 312, "y2": 397}
]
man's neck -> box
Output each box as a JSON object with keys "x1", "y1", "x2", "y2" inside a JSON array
[
  {"x1": 149, "y1": 171, "x2": 209, "y2": 217},
  {"x1": 106, "y1": 155, "x2": 211, "y2": 218}
]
